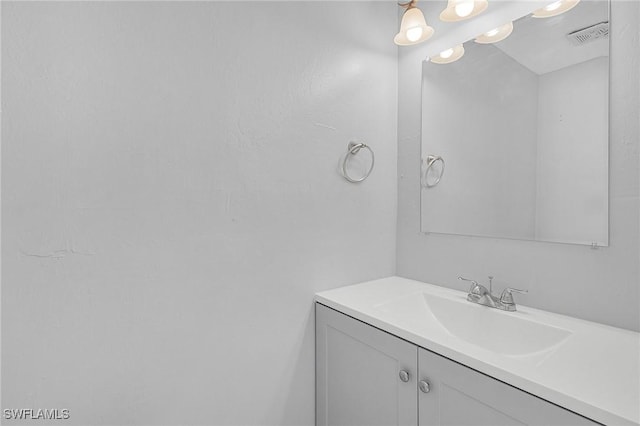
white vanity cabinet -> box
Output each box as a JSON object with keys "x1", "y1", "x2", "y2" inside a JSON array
[
  {"x1": 417, "y1": 347, "x2": 598, "y2": 426},
  {"x1": 316, "y1": 302, "x2": 417, "y2": 426},
  {"x1": 316, "y1": 303, "x2": 599, "y2": 426}
]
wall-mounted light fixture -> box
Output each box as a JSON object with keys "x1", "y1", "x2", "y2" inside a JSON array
[
  {"x1": 475, "y1": 21, "x2": 514, "y2": 44},
  {"x1": 439, "y1": 0, "x2": 488, "y2": 22},
  {"x1": 532, "y1": 0, "x2": 580, "y2": 18},
  {"x1": 429, "y1": 44, "x2": 465, "y2": 64},
  {"x1": 394, "y1": 0, "x2": 435, "y2": 46}
]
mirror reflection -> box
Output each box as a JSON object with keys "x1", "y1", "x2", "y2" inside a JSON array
[{"x1": 421, "y1": 0, "x2": 609, "y2": 246}]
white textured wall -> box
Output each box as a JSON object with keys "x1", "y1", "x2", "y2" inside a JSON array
[
  {"x1": 398, "y1": 1, "x2": 639, "y2": 331},
  {"x1": 535, "y1": 57, "x2": 609, "y2": 245},
  {"x1": 1, "y1": 2, "x2": 397, "y2": 424}
]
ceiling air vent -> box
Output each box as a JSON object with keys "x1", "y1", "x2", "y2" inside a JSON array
[{"x1": 567, "y1": 22, "x2": 609, "y2": 46}]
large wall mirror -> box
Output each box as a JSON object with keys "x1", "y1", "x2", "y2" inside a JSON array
[{"x1": 420, "y1": 0, "x2": 609, "y2": 246}]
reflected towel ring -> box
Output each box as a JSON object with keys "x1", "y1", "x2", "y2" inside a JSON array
[
  {"x1": 422, "y1": 155, "x2": 445, "y2": 188},
  {"x1": 341, "y1": 142, "x2": 375, "y2": 183}
]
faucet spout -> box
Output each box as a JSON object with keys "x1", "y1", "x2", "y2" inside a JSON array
[{"x1": 467, "y1": 290, "x2": 497, "y2": 307}]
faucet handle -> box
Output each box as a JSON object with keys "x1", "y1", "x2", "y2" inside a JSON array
[
  {"x1": 499, "y1": 288, "x2": 528, "y2": 305},
  {"x1": 458, "y1": 276, "x2": 491, "y2": 296},
  {"x1": 458, "y1": 276, "x2": 479, "y2": 293}
]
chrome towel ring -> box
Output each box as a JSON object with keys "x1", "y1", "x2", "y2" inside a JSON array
[
  {"x1": 422, "y1": 155, "x2": 445, "y2": 188},
  {"x1": 341, "y1": 141, "x2": 375, "y2": 183}
]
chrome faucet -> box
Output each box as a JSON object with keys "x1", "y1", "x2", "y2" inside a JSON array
[{"x1": 458, "y1": 276, "x2": 528, "y2": 312}]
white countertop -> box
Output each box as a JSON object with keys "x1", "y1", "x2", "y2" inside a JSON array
[{"x1": 315, "y1": 276, "x2": 640, "y2": 426}]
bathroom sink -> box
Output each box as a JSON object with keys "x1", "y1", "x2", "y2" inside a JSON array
[{"x1": 376, "y1": 292, "x2": 572, "y2": 357}]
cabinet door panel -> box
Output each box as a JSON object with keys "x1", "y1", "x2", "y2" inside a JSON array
[
  {"x1": 418, "y1": 348, "x2": 599, "y2": 426},
  {"x1": 316, "y1": 304, "x2": 418, "y2": 426}
]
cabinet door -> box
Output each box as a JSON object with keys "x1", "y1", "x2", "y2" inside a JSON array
[
  {"x1": 316, "y1": 303, "x2": 418, "y2": 426},
  {"x1": 418, "y1": 348, "x2": 599, "y2": 426}
]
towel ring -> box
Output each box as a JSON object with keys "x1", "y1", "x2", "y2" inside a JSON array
[
  {"x1": 422, "y1": 155, "x2": 445, "y2": 188},
  {"x1": 341, "y1": 142, "x2": 375, "y2": 183}
]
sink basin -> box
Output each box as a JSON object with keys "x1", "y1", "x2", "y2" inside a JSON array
[{"x1": 376, "y1": 292, "x2": 572, "y2": 357}]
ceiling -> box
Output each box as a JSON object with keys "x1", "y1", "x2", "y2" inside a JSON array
[{"x1": 494, "y1": 0, "x2": 609, "y2": 75}]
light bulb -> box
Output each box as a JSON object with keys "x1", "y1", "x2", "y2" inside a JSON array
[
  {"x1": 544, "y1": 1, "x2": 563, "y2": 11},
  {"x1": 475, "y1": 21, "x2": 514, "y2": 44},
  {"x1": 485, "y1": 27, "x2": 500, "y2": 37},
  {"x1": 440, "y1": 48, "x2": 454, "y2": 59},
  {"x1": 454, "y1": 1, "x2": 474, "y2": 17},
  {"x1": 429, "y1": 44, "x2": 464, "y2": 64},
  {"x1": 532, "y1": 0, "x2": 579, "y2": 18},
  {"x1": 440, "y1": 0, "x2": 487, "y2": 22},
  {"x1": 406, "y1": 27, "x2": 424, "y2": 42}
]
